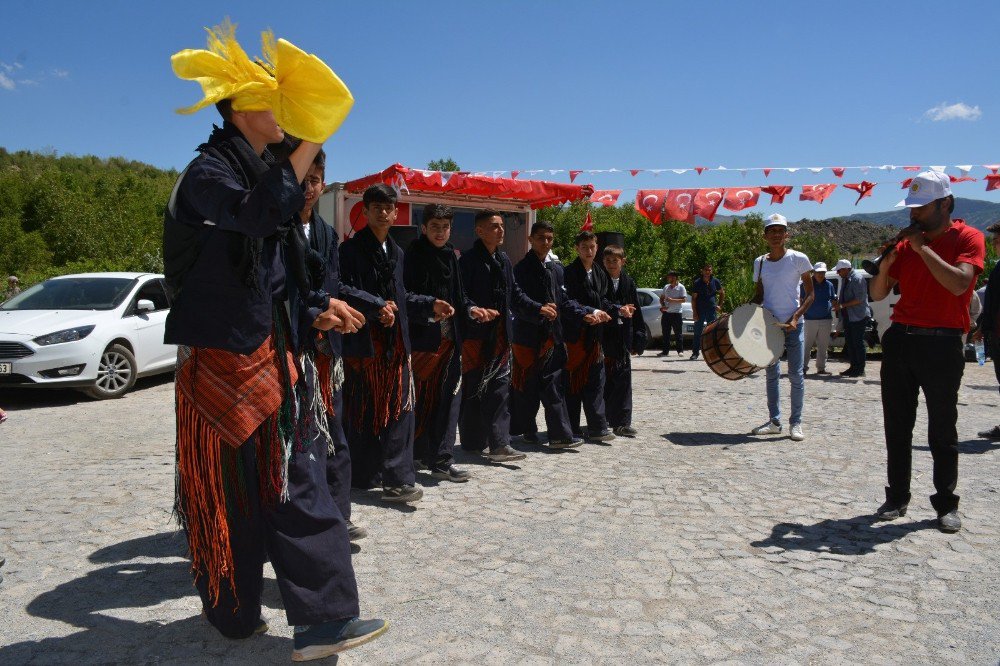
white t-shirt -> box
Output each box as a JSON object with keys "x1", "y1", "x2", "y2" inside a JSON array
[
  {"x1": 753, "y1": 249, "x2": 813, "y2": 322},
  {"x1": 661, "y1": 282, "x2": 687, "y2": 313}
]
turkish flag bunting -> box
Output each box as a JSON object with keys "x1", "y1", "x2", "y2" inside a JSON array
[
  {"x1": 986, "y1": 175, "x2": 1000, "y2": 192},
  {"x1": 695, "y1": 167, "x2": 706, "y2": 175},
  {"x1": 761, "y1": 185, "x2": 792, "y2": 203},
  {"x1": 763, "y1": 168, "x2": 772, "y2": 178},
  {"x1": 903, "y1": 166, "x2": 921, "y2": 172},
  {"x1": 569, "y1": 170, "x2": 582, "y2": 183},
  {"x1": 630, "y1": 169, "x2": 642, "y2": 177},
  {"x1": 664, "y1": 189, "x2": 699, "y2": 223},
  {"x1": 723, "y1": 187, "x2": 761, "y2": 211},
  {"x1": 843, "y1": 181, "x2": 876, "y2": 205},
  {"x1": 635, "y1": 190, "x2": 668, "y2": 225},
  {"x1": 831, "y1": 167, "x2": 846, "y2": 178},
  {"x1": 510, "y1": 171, "x2": 520, "y2": 179},
  {"x1": 800, "y1": 184, "x2": 837, "y2": 204},
  {"x1": 949, "y1": 175, "x2": 977, "y2": 183},
  {"x1": 901, "y1": 178, "x2": 914, "y2": 189},
  {"x1": 693, "y1": 189, "x2": 725, "y2": 222},
  {"x1": 590, "y1": 190, "x2": 622, "y2": 207},
  {"x1": 580, "y1": 211, "x2": 593, "y2": 231},
  {"x1": 985, "y1": 164, "x2": 1000, "y2": 174}
]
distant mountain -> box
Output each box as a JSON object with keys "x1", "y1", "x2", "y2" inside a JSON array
[{"x1": 810, "y1": 197, "x2": 1000, "y2": 231}]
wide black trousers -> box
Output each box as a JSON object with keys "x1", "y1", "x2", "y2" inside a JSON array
[
  {"x1": 880, "y1": 325, "x2": 964, "y2": 515},
  {"x1": 566, "y1": 359, "x2": 609, "y2": 436},
  {"x1": 510, "y1": 344, "x2": 574, "y2": 441},
  {"x1": 459, "y1": 364, "x2": 512, "y2": 452},
  {"x1": 343, "y1": 364, "x2": 416, "y2": 489},
  {"x1": 413, "y1": 352, "x2": 463, "y2": 467},
  {"x1": 324, "y1": 387, "x2": 352, "y2": 521},
  {"x1": 604, "y1": 355, "x2": 633, "y2": 429}
]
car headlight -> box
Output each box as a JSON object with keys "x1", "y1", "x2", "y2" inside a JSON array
[{"x1": 33, "y1": 325, "x2": 96, "y2": 346}]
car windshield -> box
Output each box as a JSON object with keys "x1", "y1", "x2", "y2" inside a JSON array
[{"x1": 1, "y1": 277, "x2": 136, "y2": 311}]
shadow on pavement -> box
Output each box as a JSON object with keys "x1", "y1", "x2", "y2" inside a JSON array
[
  {"x1": 350, "y1": 488, "x2": 418, "y2": 513},
  {"x1": 751, "y1": 514, "x2": 937, "y2": 555},
  {"x1": 913, "y1": 439, "x2": 1000, "y2": 455},
  {"x1": 1, "y1": 531, "x2": 286, "y2": 664},
  {"x1": 0, "y1": 373, "x2": 173, "y2": 412},
  {"x1": 662, "y1": 431, "x2": 765, "y2": 446}
]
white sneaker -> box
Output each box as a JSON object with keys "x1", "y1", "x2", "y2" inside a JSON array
[
  {"x1": 751, "y1": 420, "x2": 782, "y2": 435},
  {"x1": 790, "y1": 424, "x2": 805, "y2": 441}
]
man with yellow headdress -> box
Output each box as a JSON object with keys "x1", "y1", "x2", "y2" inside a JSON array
[{"x1": 163, "y1": 21, "x2": 387, "y2": 661}]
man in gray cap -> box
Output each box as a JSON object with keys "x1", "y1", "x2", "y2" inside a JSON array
[
  {"x1": 833, "y1": 259, "x2": 870, "y2": 377},
  {"x1": 869, "y1": 171, "x2": 985, "y2": 533}
]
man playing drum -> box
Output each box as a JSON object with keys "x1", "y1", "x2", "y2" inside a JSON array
[{"x1": 749, "y1": 214, "x2": 814, "y2": 442}]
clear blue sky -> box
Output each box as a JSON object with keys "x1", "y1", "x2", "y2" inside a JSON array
[{"x1": 3, "y1": 1, "x2": 998, "y2": 220}]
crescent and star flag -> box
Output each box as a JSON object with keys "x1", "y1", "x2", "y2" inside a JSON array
[
  {"x1": 693, "y1": 189, "x2": 725, "y2": 222},
  {"x1": 761, "y1": 185, "x2": 792, "y2": 203},
  {"x1": 800, "y1": 184, "x2": 837, "y2": 204},
  {"x1": 986, "y1": 175, "x2": 1000, "y2": 192},
  {"x1": 664, "y1": 189, "x2": 699, "y2": 223},
  {"x1": 635, "y1": 190, "x2": 667, "y2": 225},
  {"x1": 590, "y1": 190, "x2": 622, "y2": 207},
  {"x1": 723, "y1": 187, "x2": 761, "y2": 211},
  {"x1": 831, "y1": 167, "x2": 846, "y2": 178},
  {"x1": 843, "y1": 181, "x2": 876, "y2": 205},
  {"x1": 580, "y1": 211, "x2": 593, "y2": 231}
]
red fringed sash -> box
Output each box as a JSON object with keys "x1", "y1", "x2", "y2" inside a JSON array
[
  {"x1": 511, "y1": 337, "x2": 554, "y2": 392},
  {"x1": 565, "y1": 339, "x2": 602, "y2": 396},
  {"x1": 411, "y1": 337, "x2": 455, "y2": 438},
  {"x1": 344, "y1": 327, "x2": 409, "y2": 433}
]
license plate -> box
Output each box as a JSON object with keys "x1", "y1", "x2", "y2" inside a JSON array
[{"x1": 0, "y1": 362, "x2": 10, "y2": 375}]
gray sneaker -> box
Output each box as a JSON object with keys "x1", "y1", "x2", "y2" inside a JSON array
[
  {"x1": 381, "y1": 485, "x2": 423, "y2": 503},
  {"x1": 750, "y1": 420, "x2": 782, "y2": 435},
  {"x1": 937, "y1": 510, "x2": 961, "y2": 533},
  {"x1": 485, "y1": 445, "x2": 527, "y2": 462},
  {"x1": 292, "y1": 617, "x2": 389, "y2": 661},
  {"x1": 347, "y1": 521, "x2": 368, "y2": 541},
  {"x1": 875, "y1": 500, "x2": 908, "y2": 521},
  {"x1": 430, "y1": 464, "x2": 472, "y2": 482}
]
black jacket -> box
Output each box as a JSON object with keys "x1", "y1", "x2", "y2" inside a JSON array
[
  {"x1": 604, "y1": 271, "x2": 648, "y2": 357},
  {"x1": 459, "y1": 240, "x2": 543, "y2": 343},
  {"x1": 512, "y1": 251, "x2": 590, "y2": 347},
  {"x1": 562, "y1": 259, "x2": 619, "y2": 345},
  {"x1": 403, "y1": 236, "x2": 475, "y2": 352}
]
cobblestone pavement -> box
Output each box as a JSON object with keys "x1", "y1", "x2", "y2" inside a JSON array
[{"x1": 1, "y1": 352, "x2": 998, "y2": 665}]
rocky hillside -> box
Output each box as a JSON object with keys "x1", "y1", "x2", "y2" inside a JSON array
[{"x1": 789, "y1": 218, "x2": 901, "y2": 255}]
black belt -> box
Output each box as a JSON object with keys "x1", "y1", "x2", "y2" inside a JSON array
[{"x1": 891, "y1": 323, "x2": 963, "y2": 337}]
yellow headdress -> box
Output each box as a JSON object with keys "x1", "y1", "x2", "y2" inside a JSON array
[{"x1": 171, "y1": 20, "x2": 354, "y2": 143}]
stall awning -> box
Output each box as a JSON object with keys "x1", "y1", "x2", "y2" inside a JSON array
[{"x1": 343, "y1": 163, "x2": 593, "y2": 209}]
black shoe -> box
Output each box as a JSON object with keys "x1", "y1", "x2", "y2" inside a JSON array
[
  {"x1": 977, "y1": 425, "x2": 1000, "y2": 440},
  {"x1": 292, "y1": 617, "x2": 389, "y2": 661},
  {"x1": 937, "y1": 510, "x2": 961, "y2": 533},
  {"x1": 875, "y1": 500, "x2": 908, "y2": 521},
  {"x1": 657, "y1": 351, "x2": 669, "y2": 357},
  {"x1": 588, "y1": 429, "x2": 616, "y2": 442},
  {"x1": 549, "y1": 437, "x2": 584, "y2": 449},
  {"x1": 689, "y1": 353, "x2": 699, "y2": 360},
  {"x1": 381, "y1": 485, "x2": 423, "y2": 503},
  {"x1": 485, "y1": 445, "x2": 527, "y2": 462},
  {"x1": 521, "y1": 432, "x2": 540, "y2": 444},
  {"x1": 347, "y1": 521, "x2": 368, "y2": 541},
  {"x1": 613, "y1": 426, "x2": 638, "y2": 437},
  {"x1": 430, "y1": 464, "x2": 472, "y2": 482}
]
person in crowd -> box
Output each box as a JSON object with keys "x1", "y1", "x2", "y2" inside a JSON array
[
  {"x1": 689, "y1": 264, "x2": 724, "y2": 360},
  {"x1": 602, "y1": 245, "x2": 646, "y2": 436},
  {"x1": 562, "y1": 231, "x2": 615, "y2": 441},
  {"x1": 974, "y1": 224, "x2": 1000, "y2": 439},
  {"x1": 163, "y1": 90, "x2": 385, "y2": 660},
  {"x1": 339, "y1": 184, "x2": 450, "y2": 503},
  {"x1": 749, "y1": 214, "x2": 814, "y2": 442},
  {"x1": 510, "y1": 221, "x2": 590, "y2": 448},
  {"x1": 3, "y1": 276, "x2": 20, "y2": 301},
  {"x1": 869, "y1": 171, "x2": 985, "y2": 533},
  {"x1": 658, "y1": 270, "x2": 686, "y2": 356},
  {"x1": 459, "y1": 210, "x2": 554, "y2": 462},
  {"x1": 833, "y1": 259, "x2": 871, "y2": 377},
  {"x1": 800, "y1": 262, "x2": 835, "y2": 375},
  {"x1": 405, "y1": 203, "x2": 494, "y2": 480}
]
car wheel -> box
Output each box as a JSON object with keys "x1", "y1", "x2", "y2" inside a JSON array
[{"x1": 85, "y1": 343, "x2": 137, "y2": 399}]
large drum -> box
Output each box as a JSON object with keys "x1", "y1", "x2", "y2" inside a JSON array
[{"x1": 701, "y1": 303, "x2": 785, "y2": 380}]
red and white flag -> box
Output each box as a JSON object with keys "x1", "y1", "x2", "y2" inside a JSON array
[
  {"x1": 900, "y1": 178, "x2": 913, "y2": 189},
  {"x1": 831, "y1": 167, "x2": 846, "y2": 178},
  {"x1": 635, "y1": 190, "x2": 668, "y2": 225},
  {"x1": 986, "y1": 175, "x2": 1000, "y2": 192},
  {"x1": 569, "y1": 170, "x2": 582, "y2": 183},
  {"x1": 843, "y1": 181, "x2": 876, "y2": 205},
  {"x1": 630, "y1": 169, "x2": 642, "y2": 177},
  {"x1": 903, "y1": 166, "x2": 922, "y2": 172},
  {"x1": 949, "y1": 174, "x2": 976, "y2": 183},
  {"x1": 590, "y1": 190, "x2": 622, "y2": 207},
  {"x1": 722, "y1": 187, "x2": 761, "y2": 211},
  {"x1": 580, "y1": 211, "x2": 594, "y2": 231},
  {"x1": 800, "y1": 184, "x2": 837, "y2": 204},
  {"x1": 762, "y1": 168, "x2": 772, "y2": 178},
  {"x1": 984, "y1": 164, "x2": 1000, "y2": 174},
  {"x1": 693, "y1": 189, "x2": 725, "y2": 222},
  {"x1": 664, "y1": 189, "x2": 699, "y2": 223},
  {"x1": 761, "y1": 185, "x2": 792, "y2": 204}
]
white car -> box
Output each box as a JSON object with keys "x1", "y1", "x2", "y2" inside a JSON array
[
  {"x1": 637, "y1": 287, "x2": 695, "y2": 343},
  {"x1": 0, "y1": 272, "x2": 177, "y2": 399}
]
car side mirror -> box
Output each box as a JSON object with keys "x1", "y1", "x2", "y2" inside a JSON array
[{"x1": 136, "y1": 299, "x2": 155, "y2": 312}]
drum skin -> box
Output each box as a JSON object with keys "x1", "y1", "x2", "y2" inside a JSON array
[{"x1": 701, "y1": 304, "x2": 784, "y2": 380}]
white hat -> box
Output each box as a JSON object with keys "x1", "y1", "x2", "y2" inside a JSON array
[
  {"x1": 834, "y1": 259, "x2": 852, "y2": 271},
  {"x1": 896, "y1": 170, "x2": 952, "y2": 208},
  {"x1": 813, "y1": 261, "x2": 827, "y2": 272},
  {"x1": 764, "y1": 213, "x2": 787, "y2": 228}
]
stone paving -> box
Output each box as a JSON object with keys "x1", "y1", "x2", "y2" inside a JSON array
[{"x1": 0, "y1": 352, "x2": 998, "y2": 664}]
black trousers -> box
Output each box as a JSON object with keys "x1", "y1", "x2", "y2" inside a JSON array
[
  {"x1": 413, "y1": 351, "x2": 462, "y2": 467},
  {"x1": 510, "y1": 343, "x2": 574, "y2": 441},
  {"x1": 880, "y1": 325, "x2": 964, "y2": 514},
  {"x1": 566, "y1": 357, "x2": 609, "y2": 436},
  {"x1": 604, "y1": 355, "x2": 633, "y2": 428},
  {"x1": 459, "y1": 362, "x2": 512, "y2": 452},
  {"x1": 845, "y1": 317, "x2": 868, "y2": 373},
  {"x1": 194, "y1": 426, "x2": 360, "y2": 638},
  {"x1": 343, "y1": 363, "x2": 416, "y2": 489},
  {"x1": 324, "y1": 388, "x2": 352, "y2": 521},
  {"x1": 660, "y1": 312, "x2": 683, "y2": 353}
]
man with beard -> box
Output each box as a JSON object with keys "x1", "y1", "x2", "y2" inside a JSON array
[{"x1": 405, "y1": 203, "x2": 495, "y2": 480}]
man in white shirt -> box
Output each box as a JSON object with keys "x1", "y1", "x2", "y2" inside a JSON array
[
  {"x1": 749, "y1": 214, "x2": 814, "y2": 441},
  {"x1": 658, "y1": 270, "x2": 687, "y2": 356}
]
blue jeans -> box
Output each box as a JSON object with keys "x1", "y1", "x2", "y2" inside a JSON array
[
  {"x1": 765, "y1": 322, "x2": 804, "y2": 427},
  {"x1": 691, "y1": 310, "x2": 717, "y2": 356}
]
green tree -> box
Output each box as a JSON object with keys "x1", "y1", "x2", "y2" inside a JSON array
[{"x1": 427, "y1": 157, "x2": 460, "y2": 172}]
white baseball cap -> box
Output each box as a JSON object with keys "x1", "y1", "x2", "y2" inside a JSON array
[
  {"x1": 896, "y1": 170, "x2": 952, "y2": 208},
  {"x1": 764, "y1": 213, "x2": 787, "y2": 228},
  {"x1": 834, "y1": 259, "x2": 852, "y2": 271},
  {"x1": 813, "y1": 261, "x2": 827, "y2": 272}
]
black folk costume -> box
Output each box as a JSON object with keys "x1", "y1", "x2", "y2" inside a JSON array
[
  {"x1": 511, "y1": 251, "x2": 590, "y2": 442},
  {"x1": 603, "y1": 270, "x2": 648, "y2": 429},
  {"x1": 164, "y1": 123, "x2": 358, "y2": 638},
  {"x1": 404, "y1": 235, "x2": 473, "y2": 469},
  {"x1": 338, "y1": 226, "x2": 435, "y2": 489},
  {"x1": 562, "y1": 259, "x2": 619, "y2": 437},
  {"x1": 458, "y1": 240, "x2": 544, "y2": 452}
]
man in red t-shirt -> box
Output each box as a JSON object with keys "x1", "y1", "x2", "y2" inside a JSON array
[{"x1": 870, "y1": 171, "x2": 985, "y2": 533}]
